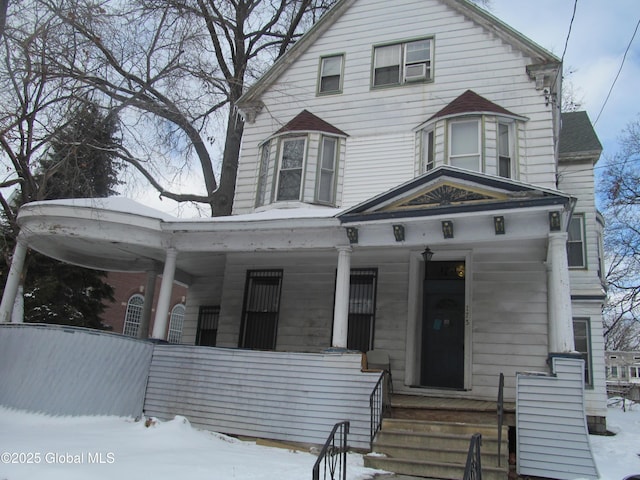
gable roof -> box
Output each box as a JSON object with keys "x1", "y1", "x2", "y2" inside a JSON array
[
  {"x1": 425, "y1": 90, "x2": 524, "y2": 123},
  {"x1": 274, "y1": 110, "x2": 348, "y2": 136},
  {"x1": 338, "y1": 166, "x2": 573, "y2": 223},
  {"x1": 559, "y1": 111, "x2": 602, "y2": 163},
  {"x1": 236, "y1": 0, "x2": 560, "y2": 114}
]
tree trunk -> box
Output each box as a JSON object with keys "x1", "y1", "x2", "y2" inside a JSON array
[{"x1": 212, "y1": 106, "x2": 244, "y2": 216}]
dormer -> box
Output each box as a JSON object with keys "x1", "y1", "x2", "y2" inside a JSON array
[
  {"x1": 415, "y1": 90, "x2": 528, "y2": 180},
  {"x1": 255, "y1": 110, "x2": 348, "y2": 209}
]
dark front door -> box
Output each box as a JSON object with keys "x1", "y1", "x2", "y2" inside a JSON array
[{"x1": 420, "y1": 261, "x2": 466, "y2": 389}]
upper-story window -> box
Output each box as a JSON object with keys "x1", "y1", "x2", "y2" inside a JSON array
[
  {"x1": 317, "y1": 136, "x2": 338, "y2": 203},
  {"x1": 421, "y1": 128, "x2": 435, "y2": 172},
  {"x1": 276, "y1": 137, "x2": 306, "y2": 201},
  {"x1": 498, "y1": 122, "x2": 514, "y2": 178},
  {"x1": 567, "y1": 214, "x2": 586, "y2": 268},
  {"x1": 373, "y1": 37, "x2": 433, "y2": 87},
  {"x1": 318, "y1": 54, "x2": 344, "y2": 94},
  {"x1": 256, "y1": 143, "x2": 271, "y2": 207},
  {"x1": 449, "y1": 119, "x2": 480, "y2": 171}
]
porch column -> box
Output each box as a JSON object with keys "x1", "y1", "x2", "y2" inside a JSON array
[
  {"x1": 546, "y1": 232, "x2": 575, "y2": 353},
  {"x1": 331, "y1": 246, "x2": 352, "y2": 349},
  {"x1": 0, "y1": 236, "x2": 28, "y2": 323},
  {"x1": 151, "y1": 248, "x2": 177, "y2": 340},
  {"x1": 138, "y1": 267, "x2": 158, "y2": 339}
]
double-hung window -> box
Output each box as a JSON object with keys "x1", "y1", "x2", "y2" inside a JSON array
[
  {"x1": 567, "y1": 215, "x2": 586, "y2": 268},
  {"x1": 277, "y1": 137, "x2": 306, "y2": 201},
  {"x1": 573, "y1": 318, "x2": 593, "y2": 387},
  {"x1": 317, "y1": 136, "x2": 338, "y2": 203},
  {"x1": 123, "y1": 294, "x2": 144, "y2": 337},
  {"x1": 422, "y1": 129, "x2": 435, "y2": 172},
  {"x1": 256, "y1": 142, "x2": 271, "y2": 207},
  {"x1": 319, "y1": 55, "x2": 344, "y2": 94},
  {"x1": 498, "y1": 122, "x2": 513, "y2": 178},
  {"x1": 449, "y1": 120, "x2": 480, "y2": 171},
  {"x1": 373, "y1": 38, "x2": 433, "y2": 87}
]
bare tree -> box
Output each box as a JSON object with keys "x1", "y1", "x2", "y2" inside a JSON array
[
  {"x1": 600, "y1": 116, "x2": 640, "y2": 350},
  {"x1": 47, "y1": 0, "x2": 336, "y2": 216}
]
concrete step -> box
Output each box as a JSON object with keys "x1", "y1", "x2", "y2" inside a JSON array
[
  {"x1": 371, "y1": 441, "x2": 506, "y2": 467},
  {"x1": 375, "y1": 430, "x2": 504, "y2": 453},
  {"x1": 364, "y1": 455, "x2": 508, "y2": 480},
  {"x1": 382, "y1": 418, "x2": 508, "y2": 438}
]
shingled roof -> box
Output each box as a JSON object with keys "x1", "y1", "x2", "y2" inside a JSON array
[
  {"x1": 427, "y1": 90, "x2": 521, "y2": 122},
  {"x1": 274, "y1": 110, "x2": 348, "y2": 136},
  {"x1": 559, "y1": 111, "x2": 602, "y2": 161}
]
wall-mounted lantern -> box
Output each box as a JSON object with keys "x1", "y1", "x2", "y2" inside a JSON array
[{"x1": 393, "y1": 224, "x2": 405, "y2": 242}]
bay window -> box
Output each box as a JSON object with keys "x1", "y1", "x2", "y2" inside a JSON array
[
  {"x1": 498, "y1": 122, "x2": 513, "y2": 178},
  {"x1": 317, "y1": 136, "x2": 338, "y2": 203},
  {"x1": 449, "y1": 120, "x2": 480, "y2": 171},
  {"x1": 276, "y1": 137, "x2": 306, "y2": 201}
]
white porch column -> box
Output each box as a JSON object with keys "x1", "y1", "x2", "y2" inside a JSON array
[
  {"x1": 151, "y1": 248, "x2": 177, "y2": 340},
  {"x1": 0, "y1": 236, "x2": 28, "y2": 323},
  {"x1": 547, "y1": 232, "x2": 575, "y2": 353},
  {"x1": 138, "y1": 267, "x2": 158, "y2": 339},
  {"x1": 331, "y1": 246, "x2": 352, "y2": 349}
]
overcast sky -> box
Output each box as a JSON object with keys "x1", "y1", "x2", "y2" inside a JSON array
[{"x1": 488, "y1": 0, "x2": 639, "y2": 159}]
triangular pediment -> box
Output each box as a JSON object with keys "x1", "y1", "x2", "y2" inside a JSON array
[{"x1": 338, "y1": 167, "x2": 572, "y2": 223}]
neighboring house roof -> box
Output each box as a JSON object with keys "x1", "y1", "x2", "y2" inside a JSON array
[
  {"x1": 338, "y1": 166, "x2": 574, "y2": 223},
  {"x1": 424, "y1": 90, "x2": 525, "y2": 123},
  {"x1": 236, "y1": 0, "x2": 560, "y2": 114},
  {"x1": 274, "y1": 110, "x2": 348, "y2": 136},
  {"x1": 559, "y1": 111, "x2": 603, "y2": 163}
]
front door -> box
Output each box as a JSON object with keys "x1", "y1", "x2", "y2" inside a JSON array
[{"x1": 420, "y1": 261, "x2": 466, "y2": 389}]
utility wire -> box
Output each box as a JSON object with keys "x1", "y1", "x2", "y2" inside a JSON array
[
  {"x1": 594, "y1": 17, "x2": 640, "y2": 126},
  {"x1": 561, "y1": 0, "x2": 578, "y2": 62}
]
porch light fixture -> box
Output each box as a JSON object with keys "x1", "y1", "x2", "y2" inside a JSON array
[
  {"x1": 494, "y1": 216, "x2": 505, "y2": 235},
  {"x1": 441, "y1": 220, "x2": 454, "y2": 239},
  {"x1": 422, "y1": 246, "x2": 434, "y2": 263},
  {"x1": 346, "y1": 227, "x2": 359, "y2": 244},
  {"x1": 393, "y1": 224, "x2": 405, "y2": 242},
  {"x1": 549, "y1": 211, "x2": 561, "y2": 231}
]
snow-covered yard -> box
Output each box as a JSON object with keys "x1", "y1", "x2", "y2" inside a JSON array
[{"x1": 0, "y1": 400, "x2": 639, "y2": 480}]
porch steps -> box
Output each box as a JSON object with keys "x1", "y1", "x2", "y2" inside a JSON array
[{"x1": 365, "y1": 418, "x2": 509, "y2": 480}]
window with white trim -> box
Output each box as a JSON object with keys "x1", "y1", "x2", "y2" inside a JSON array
[
  {"x1": 449, "y1": 120, "x2": 480, "y2": 171},
  {"x1": 573, "y1": 318, "x2": 593, "y2": 386},
  {"x1": 373, "y1": 38, "x2": 433, "y2": 87},
  {"x1": 610, "y1": 365, "x2": 618, "y2": 378},
  {"x1": 276, "y1": 137, "x2": 306, "y2": 201},
  {"x1": 256, "y1": 143, "x2": 271, "y2": 207},
  {"x1": 316, "y1": 136, "x2": 338, "y2": 203},
  {"x1": 422, "y1": 128, "x2": 435, "y2": 172},
  {"x1": 631, "y1": 366, "x2": 640, "y2": 378},
  {"x1": 567, "y1": 215, "x2": 586, "y2": 268},
  {"x1": 123, "y1": 294, "x2": 144, "y2": 337},
  {"x1": 498, "y1": 122, "x2": 513, "y2": 178},
  {"x1": 318, "y1": 55, "x2": 344, "y2": 94},
  {"x1": 167, "y1": 304, "x2": 185, "y2": 344}
]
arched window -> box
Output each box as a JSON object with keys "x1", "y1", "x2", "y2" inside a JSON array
[
  {"x1": 123, "y1": 294, "x2": 144, "y2": 337},
  {"x1": 167, "y1": 304, "x2": 186, "y2": 344}
]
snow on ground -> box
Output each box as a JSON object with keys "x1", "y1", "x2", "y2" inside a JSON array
[{"x1": 0, "y1": 400, "x2": 639, "y2": 480}]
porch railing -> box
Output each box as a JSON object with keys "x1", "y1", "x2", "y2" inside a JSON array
[
  {"x1": 496, "y1": 372, "x2": 504, "y2": 467},
  {"x1": 369, "y1": 373, "x2": 384, "y2": 444},
  {"x1": 462, "y1": 433, "x2": 483, "y2": 480},
  {"x1": 312, "y1": 421, "x2": 350, "y2": 480}
]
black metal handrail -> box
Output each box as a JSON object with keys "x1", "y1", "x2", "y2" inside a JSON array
[
  {"x1": 497, "y1": 372, "x2": 504, "y2": 467},
  {"x1": 463, "y1": 433, "x2": 483, "y2": 480},
  {"x1": 312, "y1": 421, "x2": 350, "y2": 480},
  {"x1": 369, "y1": 373, "x2": 384, "y2": 445}
]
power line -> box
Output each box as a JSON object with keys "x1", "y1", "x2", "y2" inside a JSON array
[
  {"x1": 594, "y1": 17, "x2": 640, "y2": 126},
  {"x1": 561, "y1": 0, "x2": 578, "y2": 62}
]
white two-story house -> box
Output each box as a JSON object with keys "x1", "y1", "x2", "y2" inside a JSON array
[{"x1": 0, "y1": 0, "x2": 606, "y2": 478}]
